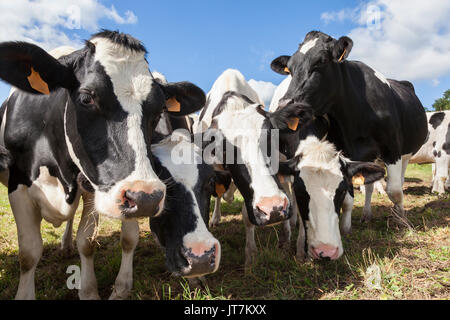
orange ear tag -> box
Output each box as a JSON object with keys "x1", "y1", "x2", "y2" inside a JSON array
[
  {"x1": 352, "y1": 174, "x2": 365, "y2": 186},
  {"x1": 284, "y1": 67, "x2": 290, "y2": 74},
  {"x1": 166, "y1": 97, "x2": 181, "y2": 112},
  {"x1": 215, "y1": 183, "x2": 226, "y2": 197},
  {"x1": 27, "y1": 67, "x2": 50, "y2": 95},
  {"x1": 287, "y1": 117, "x2": 299, "y2": 131},
  {"x1": 338, "y1": 48, "x2": 347, "y2": 62}
]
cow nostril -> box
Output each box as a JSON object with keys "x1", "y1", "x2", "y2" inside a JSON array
[{"x1": 123, "y1": 191, "x2": 137, "y2": 208}]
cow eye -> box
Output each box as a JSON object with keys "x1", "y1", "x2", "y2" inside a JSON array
[{"x1": 79, "y1": 92, "x2": 95, "y2": 106}]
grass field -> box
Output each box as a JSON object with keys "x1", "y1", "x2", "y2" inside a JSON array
[{"x1": 0, "y1": 164, "x2": 448, "y2": 300}]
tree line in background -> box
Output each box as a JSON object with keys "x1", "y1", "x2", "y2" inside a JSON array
[{"x1": 432, "y1": 89, "x2": 450, "y2": 111}]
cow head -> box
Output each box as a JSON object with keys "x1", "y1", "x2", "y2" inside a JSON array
[
  {"x1": 271, "y1": 31, "x2": 353, "y2": 114},
  {"x1": 150, "y1": 133, "x2": 221, "y2": 277},
  {"x1": 203, "y1": 92, "x2": 311, "y2": 227},
  {"x1": 0, "y1": 30, "x2": 205, "y2": 219},
  {"x1": 280, "y1": 136, "x2": 385, "y2": 260}
]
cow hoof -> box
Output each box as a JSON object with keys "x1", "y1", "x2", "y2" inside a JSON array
[
  {"x1": 295, "y1": 250, "x2": 306, "y2": 263},
  {"x1": 59, "y1": 244, "x2": 74, "y2": 257},
  {"x1": 109, "y1": 289, "x2": 130, "y2": 300},
  {"x1": 78, "y1": 292, "x2": 101, "y2": 300},
  {"x1": 341, "y1": 225, "x2": 352, "y2": 235},
  {"x1": 209, "y1": 219, "x2": 220, "y2": 228}
]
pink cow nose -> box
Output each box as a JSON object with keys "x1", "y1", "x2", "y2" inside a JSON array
[
  {"x1": 256, "y1": 196, "x2": 288, "y2": 216},
  {"x1": 312, "y1": 244, "x2": 339, "y2": 260}
]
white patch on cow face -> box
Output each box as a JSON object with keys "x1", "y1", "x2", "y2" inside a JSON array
[
  {"x1": 300, "y1": 38, "x2": 319, "y2": 55},
  {"x1": 152, "y1": 134, "x2": 221, "y2": 274},
  {"x1": 88, "y1": 37, "x2": 165, "y2": 218},
  {"x1": 215, "y1": 105, "x2": 288, "y2": 211},
  {"x1": 294, "y1": 136, "x2": 344, "y2": 258},
  {"x1": 373, "y1": 68, "x2": 391, "y2": 87}
]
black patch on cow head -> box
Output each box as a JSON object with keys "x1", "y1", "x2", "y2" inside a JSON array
[
  {"x1": 270, "y1": 31, "x2": 353, "y2": 115},
  {"x1": 429, "y1": 112, "x2": 445, "y2": 129}
]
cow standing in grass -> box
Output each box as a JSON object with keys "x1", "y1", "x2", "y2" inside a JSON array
[
  {"x1": 271, "y1": 31, "x2": 428, "y2": 223},
  {"x1": 0, "y1": 30, "x2": 205, "y2": 299}
]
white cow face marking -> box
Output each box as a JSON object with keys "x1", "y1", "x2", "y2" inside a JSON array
[
  {"x1": 212, "y1": 102, "x2": 290, "y2": 226},
  {"x1": 293, "y1": 136, "x2": 345, "y2": 260}
]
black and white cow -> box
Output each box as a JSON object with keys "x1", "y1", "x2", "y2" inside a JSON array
[
  {"x1": 360, "y1": 110, "x2": 450, "y2": 222},
  {"x1": 194, "y1": 69, "x2": 310, "y2": 267},
  {"x1": 270, "y1": 80, "x2": 385, "y2": 260},
  {"x1": 0, "y1": 30, "x2": 205, "y2": 299},
  {"x1": 411, "y1": 111, "x2": 450, "y2": 193},
  {"x1": 271, "y1": 31, "x2": 428, "y2": 223}
]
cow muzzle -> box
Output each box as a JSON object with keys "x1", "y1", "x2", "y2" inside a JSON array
[
  {"x1": 180, "y1": 241, "x2": 221, "y2": 278},
  {"x1": 310, "y1": 244, "x2": 340, "y2": 261},
  {"x1": 118, "y1": 180, "x2": 166, "y2": 218},
  {"x1": 253, "y1": 196, "x2": 290, "y2": 226}
]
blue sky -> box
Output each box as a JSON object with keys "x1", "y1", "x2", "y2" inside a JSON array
[{"x1": 0, "y1": 0, "x2": 449, "y2": 109}]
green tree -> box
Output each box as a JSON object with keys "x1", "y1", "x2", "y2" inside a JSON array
[{"x1": 432, "y1": 89, "x2": 450, "y2": 111}]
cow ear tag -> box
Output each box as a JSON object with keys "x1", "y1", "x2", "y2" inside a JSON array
[
  {"x1": 215, "y1": 183, "x2": 226, "y2": 198},
  {"x1": 166, "y1": 97, "x2": 181, "y2": 112},
  {"x1": 338, "y1": 48, "x2": 347, "y2": 62},
  {"x1": 287, "y1": 117, "x2": 299, "y2": 131},
  {"x1": 27, "y1": 67, "x2": 50, "y2": 95},
  {"x1": 284, "y1": 67, "x2": 290, "y2": 74},
  {"x1": 352, "y1": 174, "x2": 365, "y2": 185}
]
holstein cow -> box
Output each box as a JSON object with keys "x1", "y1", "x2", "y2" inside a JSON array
[
  {"x1": 195, "y1": 69, "x2": 265, "y2": 229},
  {"x1": 270, "y1": 78, "x2": 385, "y2": 260},
  {"x1": 150, "y1": 132, "x2": 221, "y2": 279},
  {"x1": 56, "y1": 58, "x2": 219, "y2": 298},
  {"x1": 361, "y1": 110, "x2": 450, "y2": 221},
  {"x1": 271, "y1": 31, "x2": 428, "y2": 223},
  {"x1": 194, "y1": 69, "x2": 310, "y2": 267},
  {"x1": 0, "y1": 30, "x2": 205, "y2": 299}
]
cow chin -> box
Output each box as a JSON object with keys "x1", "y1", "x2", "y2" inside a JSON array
[{"x1": 94, "y1": 179, "x2": 166, "y2": 219}]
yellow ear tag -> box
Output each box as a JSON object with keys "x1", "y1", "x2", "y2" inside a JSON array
[
  {"x1": 352, "y1": 174, "x2": 365, "y2": 186},
  {"x1": 338, "y1": 48, "x2": 347, "y2": 62},
  {"x1": 287, "y1": 117, "x2": 299, "y2": 131},
  {"x1": 284, "y1": 67, "x2": 290, "y2": 74},
  {"x1": 166, "y1": 97, "x2": 181, "y2": 112},
  {"x1": 27, "y1": 67, "x2": 50, "y2": 95},
  {"x1": 215, "y1": 183, "x2": 226, "y2": 197}
]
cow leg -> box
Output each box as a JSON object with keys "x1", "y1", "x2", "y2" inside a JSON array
[
  {"x1": 361, "y1": 183, "x2": 374, "y2": 222},
  {"x1": 340, "y1": 192, "x2": 354, "y2": 234},
  {"x1": 109, "y1": 220, "x2": 139, "y2": 300},
  {"x1": 295, "y1": 215, "x2": 306, "y2": 261},
  {"x1": 278, "y1": 181, "x2": 296, "y2": 249},
  {"x1": 386, "y1": 157, "x2": 406, "y2": 216},
  {"x1": 242, "y1": 206, "x2": 257, "y2": 269},
  {"x1": 209, "y1": 196, "x2": 222, "y2": 228},
  {"x1": 10, "y1": 185, "x2": 43, "y2": 300},
  {"x1": 61, "y1": 218, "x2": 74, "y2": 255},
  {"x1": 374, "y1": 180, "x2": 386, "y2": 195},
  {"x1": 445, "y1": 166, "x2": 450, "y2": 189},
  {"x1": 223, "y1": 181, "x2": 236, "y2": 203},
  {"x1": 432, "y1": 156, "x2": 449, "y2": 194},
  {"x1": 76, "y1": 192, "x2": 100, "y2": 300}
]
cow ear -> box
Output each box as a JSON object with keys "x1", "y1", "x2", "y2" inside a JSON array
[
  {"x1": 0, "y1": 41, "x2": 77, "y2": 95},
  {"x1": 271, "y1": 55, "x2": 291, "y2": 75},
  {"x1": 332, "y1": 36, "x2": 353, "y2": 63},
  {"x1": 346, "y1": 161, "x2": 385, "y2": 185},
  {"x1": 269, "y1": 103, "x2": 313, "y2": 132},
  {"x1": 161, "y1": 81, "x2": 206, "y2": 116}
]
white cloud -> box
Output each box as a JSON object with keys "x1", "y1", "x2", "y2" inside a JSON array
[
  {"x1": 248, "y1": 79, "x2": 277, "y2": 108},
  {"x1": 0, "y1": 0, "x2": 138, "y2": 50},
  {"x1": 321, "y1": 0, "x2": 450, "y2": 83}
]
